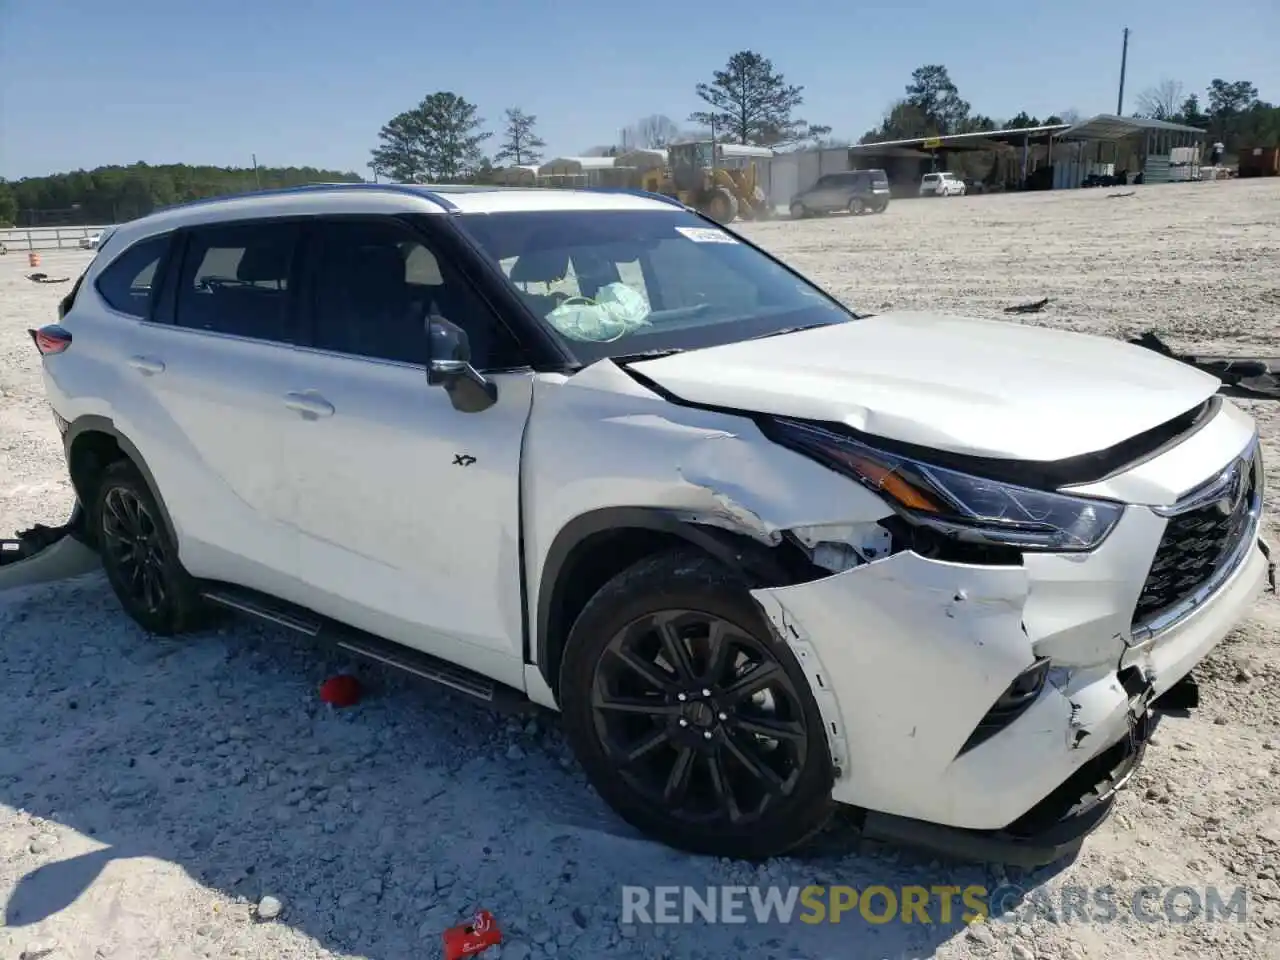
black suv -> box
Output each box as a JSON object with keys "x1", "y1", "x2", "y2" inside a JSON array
[{"x1": 789, "y1": 169, "x2": 891, "y2": 218}]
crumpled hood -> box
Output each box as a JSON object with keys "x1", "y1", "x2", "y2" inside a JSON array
[{"x1": 627, "y1": 311, "x2": 1221, "y2": 461}]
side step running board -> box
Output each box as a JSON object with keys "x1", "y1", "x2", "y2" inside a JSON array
[{"x1": 200, "y1": 585, "x2": 528, "y2": 712}]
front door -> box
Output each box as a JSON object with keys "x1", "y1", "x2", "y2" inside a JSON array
[{"x1": 278, "y1": 216, "x2": 533, "y2": 688}]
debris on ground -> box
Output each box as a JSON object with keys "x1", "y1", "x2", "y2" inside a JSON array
[
  {"x1": 443, "y1": 910, "x2": 503, "y2": 960},
  {"x1": 1108, "y1": 190, "x2": 1137, "y2": 198},
  {"x1": 1129, "y1": 330, "x2": 1280, "y2": 397},
  {"x1": 1003, "y1": 296, "x2": 1051, "y2": 314},
  {"x1": 25, "y1": 272, "x2": 70, "y2": 284},
  {"x1": 319, "y1": 674, "x2": 363, "y2": 707},
  {"x1": 255, "y1": 895, "x2": 283, "y2": 921}
]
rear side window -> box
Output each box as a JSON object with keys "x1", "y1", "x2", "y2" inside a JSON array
[
  {"x1": 175, "y1": 223, "x2": 298, "y2": 341},
  {"x1": 94, "y1": 234, "x2": 170, "y2": 319}
]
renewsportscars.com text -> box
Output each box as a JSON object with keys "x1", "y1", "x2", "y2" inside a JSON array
[{"x1": 620, "y1": 884, "x2": 1250, "y2": 926}]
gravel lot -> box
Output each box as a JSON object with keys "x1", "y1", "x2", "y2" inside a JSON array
[{"x1": 2, "y1": 180, "x2": 1279, "y2": 960}]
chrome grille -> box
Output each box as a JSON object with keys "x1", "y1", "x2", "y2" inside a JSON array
[{"x1": 1132, "y1": 440, "x2": 1262, "y2": 634}]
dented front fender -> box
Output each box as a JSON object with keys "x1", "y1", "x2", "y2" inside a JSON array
[{"x1": 751, "y1": 551, "x2": 1037, "y2": 825}]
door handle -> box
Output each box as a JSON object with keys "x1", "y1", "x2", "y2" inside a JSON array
[
  {"x1": 129, "y1": 355, "x2": 165, "y2": 375},
  {"x1": 283, "y1": 391, "x2": 335, "y2": 419}
]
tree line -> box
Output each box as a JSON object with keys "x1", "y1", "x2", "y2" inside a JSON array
[
  {"x1": 368, "y1": 50, "x2": 833, "y2": 183},
  {"x1": 0, "y1": 163, "x2": 361, "y2": 227},
  {"x1": 1132, "y1": 78, "x2": 1280, "y2": 150},
  {"x1": 4, "y1": 53, "x2": 1276, "y2": 226}
]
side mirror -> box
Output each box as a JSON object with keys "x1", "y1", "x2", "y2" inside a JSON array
[{"x1": 427, "y1": 314, "x2": 498, "y2": 413}]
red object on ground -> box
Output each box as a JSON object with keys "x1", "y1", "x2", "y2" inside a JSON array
[
  {"x1": 442, "y1": 909, "x2": 503, "y2": 959},
  {"x1": 318, "y1": 674, "x2": 362, "y2": 708}
]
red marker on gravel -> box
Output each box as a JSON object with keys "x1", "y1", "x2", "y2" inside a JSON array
[{"x1": 319, "y1": 674, "x2": 362, "y2": 708}]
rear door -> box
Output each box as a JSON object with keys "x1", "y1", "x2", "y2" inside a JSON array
[
  {"x1": 276, "y1": 216, "x2": 533, "y2": 686},
  {"x1": 128, "y1": 220, "x2": 302, "y2": 586}
]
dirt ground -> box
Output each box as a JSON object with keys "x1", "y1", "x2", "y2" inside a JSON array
[{"x1": 2, "y1": 179, "x2": 1279, "y2": 960}]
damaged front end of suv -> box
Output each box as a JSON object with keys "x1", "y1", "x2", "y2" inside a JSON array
[{"x1": 736, "y1": 405, "x2": 1273, "y2": 866}]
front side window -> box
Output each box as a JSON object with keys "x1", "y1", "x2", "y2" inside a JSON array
[
  {"x1": 175, "y1": 222, "x2": 298, "y2": 341},
  {"x1": 455, "y1": 209, "x2": 856, "y2": 364},
  {"x1": 95, "y1": 233, "x2": 170, "y2": 318},
  {"x1": 310, "y1": 218, "x2": 523, "y2": 370}
]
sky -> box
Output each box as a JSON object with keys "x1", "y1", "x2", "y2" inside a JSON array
[{"x1": 1, "y1": 0, "x2": 1278, "y2": 180}]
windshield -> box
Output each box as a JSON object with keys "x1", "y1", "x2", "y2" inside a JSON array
[{"x1": 455, "y1": 209, "x2": 856, "y2": 364}]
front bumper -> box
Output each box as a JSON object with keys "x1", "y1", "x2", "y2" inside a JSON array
[{"x1": 749, "y1": 415, "x2": 1271, "y2": 866}]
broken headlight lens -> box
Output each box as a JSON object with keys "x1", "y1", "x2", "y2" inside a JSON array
[{"x1": 772, "y1": 421, "x2": 1124, "y2": 552}]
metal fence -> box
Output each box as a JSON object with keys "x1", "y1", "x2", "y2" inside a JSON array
[{"x1": 0, "y1": 225, "x2": 112, "y2": 252}]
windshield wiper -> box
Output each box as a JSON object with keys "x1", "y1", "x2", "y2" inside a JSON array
[
  {"x1": 611, "y1": 348, "x2": 685, "y2": 363},
  {"x1": 746, "y1": 323, "x2": 833, "y2": 341}
]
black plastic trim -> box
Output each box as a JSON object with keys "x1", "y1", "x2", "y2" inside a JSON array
[
  {"x1": 62, "y1": 415, "x2": 181, "y2": 550},
  {"x1": 863, "y1": 712, "x2": 1151, "y2": 867},
  {"x1": 756, "y1": 398, "x2": 1219, "y2": 492},
  {"x1": 534, "y1": 507, "x2": 802, "y2": 691}
]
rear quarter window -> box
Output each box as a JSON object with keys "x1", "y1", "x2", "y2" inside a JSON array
[{"x1": 93, "y1": 233, "x2": 171, "y2": 319}]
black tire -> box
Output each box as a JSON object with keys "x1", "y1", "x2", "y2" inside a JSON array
[
  {"x1": 704, "y1": 187, "x2": 739, "y2": 225},
  {"x1": 94, "y1": 459, "x2": 205, "y2": 636},
  {"x1": 559, "y1": 549, "x2": 835, "y2": 860},
  {"x1": 789, "y1": 202, "x2": 807, "y2": 220},
  {"x1": 847, "y1": 196, "x2": 866, "y2": 215}
]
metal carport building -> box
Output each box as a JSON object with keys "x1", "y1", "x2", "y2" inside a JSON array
[{"x1": 1053, "y1": 114, "x2": 1207, "y2": 186}]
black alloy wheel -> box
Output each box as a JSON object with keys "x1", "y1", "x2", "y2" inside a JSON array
[
  {"x1": 101, "y1": 485, "x2": 168, "y2": 615},
  {"x1": 591, "y1": 609, "x2": 809, "y2": 827},
  {"x1": 95, "y1": 459, "x2": 206, "y2": 635}
]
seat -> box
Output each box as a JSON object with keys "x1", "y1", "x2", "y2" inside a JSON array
[
  {"x1": 509, "y1": 247, "x2": 570, "y2": 287},
  {"x1": 327, "y1": 244, "x2": 416, "y2": 363}
]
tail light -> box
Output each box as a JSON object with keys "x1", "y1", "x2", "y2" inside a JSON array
[{"x1": 30, "y1": 324, "x2": 73, "y2": 356}]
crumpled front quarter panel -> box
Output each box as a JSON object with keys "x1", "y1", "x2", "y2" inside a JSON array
[{"x1": 522, "y1": 361, "x2": 893, "y2": 671}]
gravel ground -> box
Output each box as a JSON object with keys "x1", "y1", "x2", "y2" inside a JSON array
[{"x1": 2, "y1": 179, "x2": 1280, "y2": 960}]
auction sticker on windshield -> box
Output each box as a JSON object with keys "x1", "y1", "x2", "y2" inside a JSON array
[{"x1": 676, "y1": 226, "x2": 738, "y2": 243}]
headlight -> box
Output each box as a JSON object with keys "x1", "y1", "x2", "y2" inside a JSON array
[{"x1": 770, "y1": 420, "x2": 1124, "y2": 552}]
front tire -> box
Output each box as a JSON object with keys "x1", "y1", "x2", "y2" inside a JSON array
[
  {"x1": 789, "y1": 202, "x2": 807, "y2": 219},
  {"x1": 95, "y1": 459, "x2": 205, "y2": 636},
  {"x1": 559, "y1": 550, "x2": 835, "y2": 860},
  {"x1": 847, "y1": 196, "x2": 866, "y2": 215}
]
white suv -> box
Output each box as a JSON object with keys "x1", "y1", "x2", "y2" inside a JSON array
[
  {"x1": 12, "y1": 183, "x2": 1272, "y2": 866},
  {"x1": 920, "y1": 171, "x2": 966, "y2": 197}
]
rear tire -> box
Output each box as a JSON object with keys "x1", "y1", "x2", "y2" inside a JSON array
[
  {"x1": 847, "y1": 196, "x2": 866, "y2": 215},
  {"x1": 95, "y1": 460, "x2": 205, "y2": 636},
  {"x1": 559, "y1": 549, "x2": 835, "y2": 860}
]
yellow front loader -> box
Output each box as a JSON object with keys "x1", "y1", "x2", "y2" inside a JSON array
[{"x1": 631, "y1": 141, "x2": 774, "y2": 224}]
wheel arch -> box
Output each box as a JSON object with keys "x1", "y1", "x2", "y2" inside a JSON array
[
  {"x1": 534, "y1": 506, "x2": 815, "y2": 698},
  {"x1": 64, "y1": 415, "x2": 180, "y2": 548}
]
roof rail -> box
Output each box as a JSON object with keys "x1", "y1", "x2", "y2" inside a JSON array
[
  {"x1": 583, "y1": 187, "x2": 691, "y2": 209},
  {"x1": 150, "y1": 181, "x2": 457, "y2": 216}
]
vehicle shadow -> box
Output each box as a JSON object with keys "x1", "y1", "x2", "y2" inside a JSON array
[{"x1": 0, "y1": 573, "x2": 1071, "y2": 959}]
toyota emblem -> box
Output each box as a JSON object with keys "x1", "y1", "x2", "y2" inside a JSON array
[{"x1": 1215, "y1": 459, "x2": 1247, "y2": 516}]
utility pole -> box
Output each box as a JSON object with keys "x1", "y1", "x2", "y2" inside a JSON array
[
  {"x1": 251, "y1": 153, "x2": 262, "y2": 189},
  {"x1": 1116, "y1": 27, "x2": 1130, "y2": 116}
]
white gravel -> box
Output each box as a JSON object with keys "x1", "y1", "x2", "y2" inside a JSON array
[{"x1": 2, "y1": 181, "x2": 1280, "y2": 960}]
